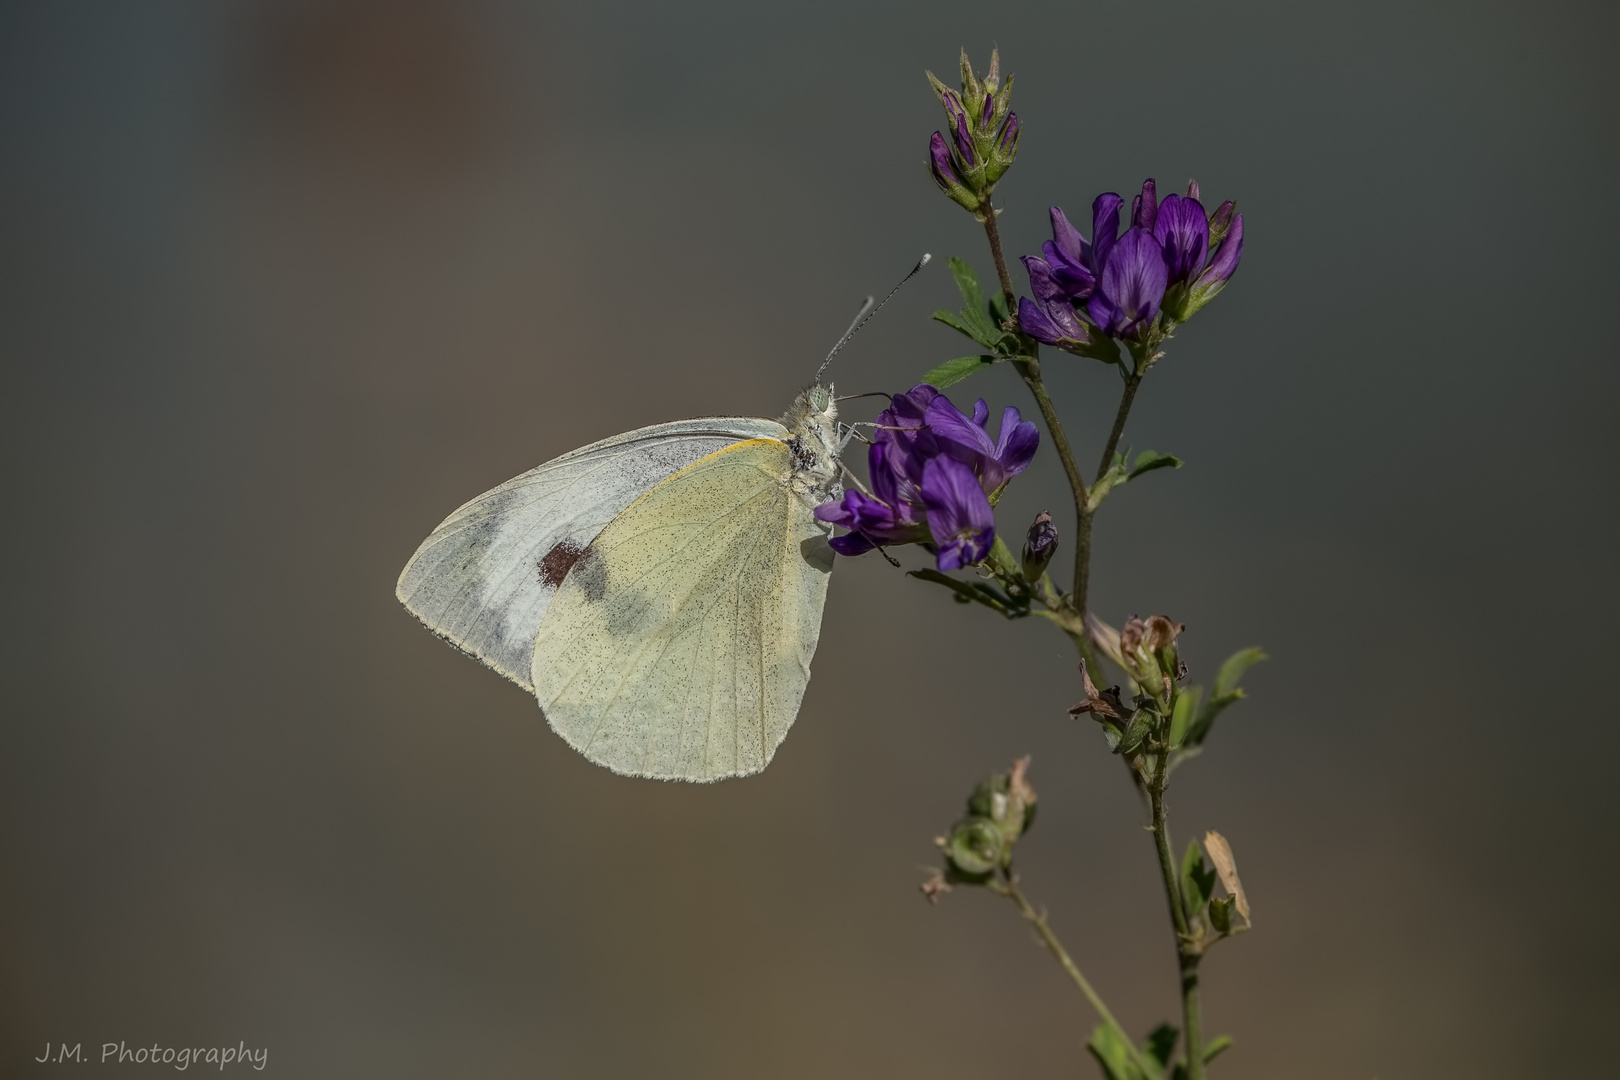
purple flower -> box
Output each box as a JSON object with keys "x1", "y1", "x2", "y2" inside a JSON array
[
  {"x1": 1040, "y1": 206, "x2": 1096, "y2": 298},
  {"x1": 1152, "y1": 193, "x2": 1210, "y2": 287},
  {"x1": 1089, "y1": 192, "x2": 1126, "y2": 278},
  {"x1": 814, "y1": 384, "x2": 1038, "y2": 570},
  {"x1": 1194, "y1": 209, "x2": 1243, "y2": 294},
  {"x1": 922, "y1": 456, "x2": 994, "y2": 570},
  {"x1": 1130, "y1": 177, "x2": 1159, "y2": 231},
  {"x1": 923, "y1": 394, "x2": 1039, "y2": 494},
  {"x1": 1018, "y1": 177, "x2": 1242, "y2": 347},
  {"x1": 1017, "y1": 260, "x2": 1096, "y2": 352},
  {"x1": 1085, "y1": 227, "x2": 1168, "y2": 340},
  {"x1": 1161, "y1": 195, "x2": 1244, "y2": 320}
]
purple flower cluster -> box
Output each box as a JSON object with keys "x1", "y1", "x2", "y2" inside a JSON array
[
  {"x1": 816, "y1": 385, "x2": 1039, "y2": 571},
  {"x1": 1019, "y1": 179, "x2": 1244, "y2": 352}
]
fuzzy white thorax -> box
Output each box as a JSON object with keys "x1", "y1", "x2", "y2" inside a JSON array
[{"x1": 782, "y1": 383, "x2": 843, "y2": 505}]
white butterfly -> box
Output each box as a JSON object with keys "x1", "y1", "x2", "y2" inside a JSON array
[{"x1": 396, "y1": 386, "x2": 845, "y2": 782}]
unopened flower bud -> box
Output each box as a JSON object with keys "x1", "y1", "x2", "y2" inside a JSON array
[
  {"x1": 984, "y1": 111, "x2": 1019, "y2": 187},
  {"x1": 943, "y1": 816, "x2": 1004, "y2": 879},
  {"x1": 925, "y1": 49, "x2": 1020, "y2": 215},
  {"x1": 1207, "y1": 200, "x2": 1236, "y2": 247},
  {"x1": 1021, "y1": 510, "x2": 1058, "y2": 581},
  {"x1": 967, "y1": 756, "x2": 1039, "y2": 846},
  {"x1": 929, "y1": 131, "x2": 980, "y2": 212},
  {"x1": 1209, "y1": 894, "x2": 1236, "y2": 934}
]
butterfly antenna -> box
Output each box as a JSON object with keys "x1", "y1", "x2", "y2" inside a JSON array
[{"x1": 815, "y1": 253, "x2": 932, "y2": 383}]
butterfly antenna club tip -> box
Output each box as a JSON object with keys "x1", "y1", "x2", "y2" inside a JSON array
[{"x1": 815, "y1": 253, "x2": 933, "y2": 382}]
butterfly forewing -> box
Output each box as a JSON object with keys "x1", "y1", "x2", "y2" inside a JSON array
[{"x1": 396, "y1": 418, "x2": 786, "y2": 690}]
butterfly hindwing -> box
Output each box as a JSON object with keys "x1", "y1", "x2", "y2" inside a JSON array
[
  {"x1": 532, "y1": 438, "x2": 834, "y2": 782},
  {"x1": 396, "y1": 418, "x2": 786, "y2": 690}
]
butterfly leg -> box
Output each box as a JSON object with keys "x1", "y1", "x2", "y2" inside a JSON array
[
  {"x1": 836, "y1": 459, "x2": 876, "y2": 499},
  {"x1": 836, "y1": 421, "x2": 879, "y2": 451}
]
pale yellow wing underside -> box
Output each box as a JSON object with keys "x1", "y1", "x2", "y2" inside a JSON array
[{"x1": 531, "y1": 438, "x2": 834, "y2": 782}]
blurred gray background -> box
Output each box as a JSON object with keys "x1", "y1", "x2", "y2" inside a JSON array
[{"x1": 4, "y1": 1, "x2": 1617, "y2": 1076}]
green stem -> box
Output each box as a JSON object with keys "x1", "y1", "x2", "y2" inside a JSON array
[
  {"x1": 1149, "y1": 752, "x2": 1205, "y2": 1080},
  {"x1": 1070, "y1": 367, "x2": 1145, "y2": 619},
  {"x1": 998, "y1": 875, "x2": 1159, "y2": 1078},
  {"x1": 1096, "y1": 368, "x2": 1144, "y2": 482},
  {"x1": 978, "y1": 199, "x2": 1018, "y2": 303},
  {"x1": 979, "y1": 203, "x2": 1090, "y2": 598}
]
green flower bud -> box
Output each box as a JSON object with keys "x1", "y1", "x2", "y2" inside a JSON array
[
  {"x1": 929, "y1": 758, "x2": 1039, "y2": 888},
  {"x1": 924, "y1": 49, "x2": 1021, "y2": 217},
  {"x1": 943, "y1": 816, "x2": 1004, "y2": 880},
  {"x1": 966, "y1": 755, "x2": 1039, "y2": 846},
  {"x1": 1209, "y1": 895, "x2": 1237, "y2": 934}
]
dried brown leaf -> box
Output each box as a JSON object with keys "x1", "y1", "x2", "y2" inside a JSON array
[{"x1": 1203, "y1": 830, "x2": 1250, "y2": 924}]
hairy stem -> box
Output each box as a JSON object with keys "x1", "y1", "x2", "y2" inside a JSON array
[
  {"x1": 979, "y1": 202, "x2": 1090, "y2": 596},
  {"x1": 979, "y1": 201, "x2": 1017, "y2": 301},
  {"x1": 1149, "y1": 753, "x2": 1205, "y2": 1080},
  {"x1": 998, "y1": 875, "x2": 1158, "y2": 1077},
  {"x1": 1072, "y1": 368, "x2": 1145, "y2": 618},
  {"x1": 1096, "y1": 369, "x2": 1145, "y2": 482}
]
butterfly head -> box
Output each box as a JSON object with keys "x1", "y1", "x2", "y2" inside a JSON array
[{"x1": 805, "y1": 383, "x2": 835, "y2": 417}]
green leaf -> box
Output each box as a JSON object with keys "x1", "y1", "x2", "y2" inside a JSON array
[
  {"x1": 907, "y1": 569, "x2": 1008, "y2": 614},
  {"x1": 922, "y1": 354, "x2": 1000, "y2": 389},
  {"x1": 1087, "y1": 450, "x2": 1181, "y2": 512},
  {"x1": 1088, "y1": 1024, "x2": 1155, "y2": 1080},
  {"x1": 1184, "y1": 647, "x2": 1266, "y2": 748},
  {"x1": 948, "y1": 255, "x2": 986, "y2": 314},
  {"x1": 931, "y1": 310, "x2": 1001, "y2": 351},
  {"x1": 907, "y1": 569, "x2": 1026, "y2": 619},
  {"x1": 1168, "y1": 686, "x2": 1203, "y2": 748},
  {"x1": 1086, "y1": 462, "x2": 1127, "y2": 512},
  {"x1": 985, "y1": 533, "x2": 1020, "y2": 579},
  {"x1": 1127, "y1": 450, "x2": 1183, "y2": 481},
  {"x1": 988, "y1": 287, "x2": 1011, "y2": 327},
  {"x1": 1143, "y1": 1024, "x2": 1179, "y2": 1068},
  {"x1": 1181, "y1": 841, "x2": 1217, "y2": 923},
  {"x1": 932, "y1": 257, "x2": 1020, "y2": 355},
  {"x1": 1214, "y1": 646, "x2": 1267, "y2": 698}
]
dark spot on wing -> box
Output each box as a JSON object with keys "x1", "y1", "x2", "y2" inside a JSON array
[
  {"x1": 538, "y1": 540, "x2": 585, "y2": 588},
  {"x1": 572, "y1": 544, "x2": 608, "y2": 602}
]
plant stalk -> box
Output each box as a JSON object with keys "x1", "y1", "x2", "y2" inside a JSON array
[
  {"x1": 1149, "y1": 753, "x2": 1205, "y2": 1080},
  {"x1": 1073, "y1": 367, "x2": 1144, "y2": 618},
  {"x1": 999, "y1": 875, "x2": 1159, "y2": 1078},
  {"x1": 1096, "y1": 369, "x2": 1144, "y2": 482}
]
